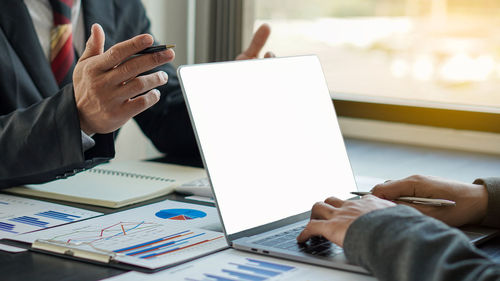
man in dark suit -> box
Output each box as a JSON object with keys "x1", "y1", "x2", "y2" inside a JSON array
[{"x1": 0, "y1": 0, "x2": 273, "y2": 188}]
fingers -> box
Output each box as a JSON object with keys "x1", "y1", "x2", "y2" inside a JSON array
[
  {"x1": 122, "y1": 89, "x2": 161, "y2": 118},
  {"x1": 108, "y1": 48, "x2": 174, "y2": 84},
  {"x1": 80, "y1": 24, "x2": 105, "y2": 61},
  {"x1": 120, "y1": 71, "x2": 168, "y2": 99},
  {"x1": 371, "y1": 176, "x2": 422, "y2": 199},
  {"x1": 96, "y1": 34, "x2": 154, "y2": 70},
  {"x1": 296, "y1": 220, "x2": 326, "y2": 243},
  {"x1": 242, "y1": 23, "x2": 271, "y2": 59},
  {"x1": 324, "y1": 196, "x2": 344, "y2": 208},
  {"x1": 311, "y1": 201, "x2": 336, "y2": 220},
  {"x1": 264, "y1": 51, "x2": 276, "y2": 58}
]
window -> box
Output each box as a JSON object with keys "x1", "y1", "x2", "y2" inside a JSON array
[{"x1": 250, "y1": 0, "x2": 500, "y2": 133}]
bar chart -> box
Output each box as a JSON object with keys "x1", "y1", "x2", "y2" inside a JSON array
[
  {"x1": 0, "y1": 222, "x2": 17, "y2": 234},
  {"x1": 0, "y1": 194, "x2": 101, "y2": 239},
  {"x1": 114, "y1": 229, "x2": 222, "y2": 259},
  {"x1": 108, "y1": 249, "x2": 376, "y2": 281},
  {"x1": 197, "y1": 257, "x2": 295, "y2": 281},
  {"x1": 9, "y1": 216, "x2": 50, "y2": 228},
  {"x1": 36, "y1": 211, "x2": 81, "y2": 222}
]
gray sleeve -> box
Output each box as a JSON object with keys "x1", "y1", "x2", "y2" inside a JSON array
[
  {"x1": 343, "y1": 205, "x2": 500, "y2": 281},
  {"x1": 474, "y1": 177, "x2": 500, "y2": 228}
]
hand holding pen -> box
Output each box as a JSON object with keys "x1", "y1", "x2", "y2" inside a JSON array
[
  {"x1": 135, "y1": 44, "x2": 175, "y2": 55},
  {"x1": 363, "y1": 175, "x2": 488, "y2": 227},
  {"x1": 351, "y1": 191, "x2": 456, "y2": 207},
  {"x1": 73, "y1": 24, "x2": 176, "y2": 136}
]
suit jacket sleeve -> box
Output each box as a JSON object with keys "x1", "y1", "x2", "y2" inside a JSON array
[
  {"x1": 474, "y1": 177, "x2": 500, "y2": 228},
  {"x1": 134, "y1": 63, "x2": 200, "y2": 158},
  {"x1": 0, "y1": 84, "x2": 114, "y2": 189},
  {"x1": 343, "y1": 205, "x2": 500, "y2": 281}
]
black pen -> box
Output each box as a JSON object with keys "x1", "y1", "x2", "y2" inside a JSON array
[
  {"x1": 351, "y1": 191, "x2": 456, "y2": 207},
  {"x1": 135, "y1": 44, "x2": 176, "y2": 55}
]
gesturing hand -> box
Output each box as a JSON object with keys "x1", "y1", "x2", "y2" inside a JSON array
[
  {"x1": 73, "y1": 24, "x2": 175, "y2": 135},
  {"x1": 236, "y1": 24, "x2": 275, "y2": 60},
  {"x1": 297, "y1": 195, "x2": 395, "y2": 247},
  {"x1": 371, "y1": 175, "x2": 488, "y2": 226}
]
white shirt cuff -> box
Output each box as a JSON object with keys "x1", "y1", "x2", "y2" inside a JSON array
[{"x1": 81, "y1": 130, "x2": 96, "y2": 151}]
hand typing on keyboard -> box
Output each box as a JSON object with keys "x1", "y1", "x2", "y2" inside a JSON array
[
  {"x1": 253, "y1": 226, "x2": 343, "y2": 257},
  {"x1": 296, "y1": 195, "x2": 395, "y2": 247}
]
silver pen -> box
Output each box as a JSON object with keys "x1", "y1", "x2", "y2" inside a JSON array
[{"x1": 351, "y1": 191, "x2": 456, "y2": 207}]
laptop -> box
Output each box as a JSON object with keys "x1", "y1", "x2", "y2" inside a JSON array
[
  {"x1": 177, "y1": 55, "x2": 497, "y2": 274},
  {"x1": 177, "y1": 55, "x2": 367, "y2": 273}
]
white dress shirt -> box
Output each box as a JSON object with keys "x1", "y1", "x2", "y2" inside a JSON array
[{"x1": 24, "y1": 0, "x2": 85, "y2": 58}]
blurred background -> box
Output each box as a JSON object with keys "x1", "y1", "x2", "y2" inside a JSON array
[
  {"x1": 254, "y1": 0, "x2": 500, "y2": 108},
  {"x1": 115, "y1": 0, "x2": 500, "y2": 161}
]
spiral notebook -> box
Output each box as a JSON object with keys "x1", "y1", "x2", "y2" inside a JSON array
[{"x1": 6, "y1": 161, "x2": 207, "y2": 208}]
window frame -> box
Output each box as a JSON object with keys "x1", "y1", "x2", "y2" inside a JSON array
[{"x1": 332, "y1": 94, "x2": 500, "y2": 134}]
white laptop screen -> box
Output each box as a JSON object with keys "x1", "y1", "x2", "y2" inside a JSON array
[{"x1": 179, "y1": 56, "x2": 357, "y2": 236}]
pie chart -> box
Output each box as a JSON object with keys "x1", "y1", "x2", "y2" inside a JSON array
[{"x1": 155, "y1": 209, "x2": 207, "y2": 220}]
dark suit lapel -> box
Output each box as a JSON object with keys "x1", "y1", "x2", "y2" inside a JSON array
[
  {"x1": 82, "y1": 0, "x2": 116, "y2": 51},
  {"x1": 0, "y1": 0, "x2": 117, "y2": 99},
  {"x1": 0, "y1": 0, "x2": 58, "y2": 98}
]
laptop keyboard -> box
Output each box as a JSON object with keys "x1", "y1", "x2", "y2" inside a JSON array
[{"x1": 253, "y1": 226, "x2": 343, "y2": 257}]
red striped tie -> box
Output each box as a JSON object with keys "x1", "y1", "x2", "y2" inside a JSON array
[{"x1": 49, "y1": 0, "x2": 75, "y2": 88}]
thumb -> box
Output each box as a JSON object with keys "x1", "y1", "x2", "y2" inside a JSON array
[{"x1": 79, "y1": 23, "x2": 105, "y2": 61}]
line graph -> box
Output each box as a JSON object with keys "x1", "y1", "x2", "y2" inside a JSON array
[
  {"x1": 45, "y1": 221, "x2": 225, "y2": 263},
  {"x1": 13, "y1": 200, "x2": 226, "y2": 269},
  {"x1": 48, "y1": 221, "x2": 159, "y2": 244}
]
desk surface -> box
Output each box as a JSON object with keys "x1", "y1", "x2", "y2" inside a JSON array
[{"x1": 2, "y1": 139, "x2": 500, "y2": 281}]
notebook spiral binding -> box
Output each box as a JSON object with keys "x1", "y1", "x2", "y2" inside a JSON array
[{"x1": 88, "y1": 168, "x2": 175, "y2": 183}]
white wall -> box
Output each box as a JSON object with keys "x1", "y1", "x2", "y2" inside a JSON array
[{"x1": 114, "y1": 0, "x2": 191, "y2": 161}]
